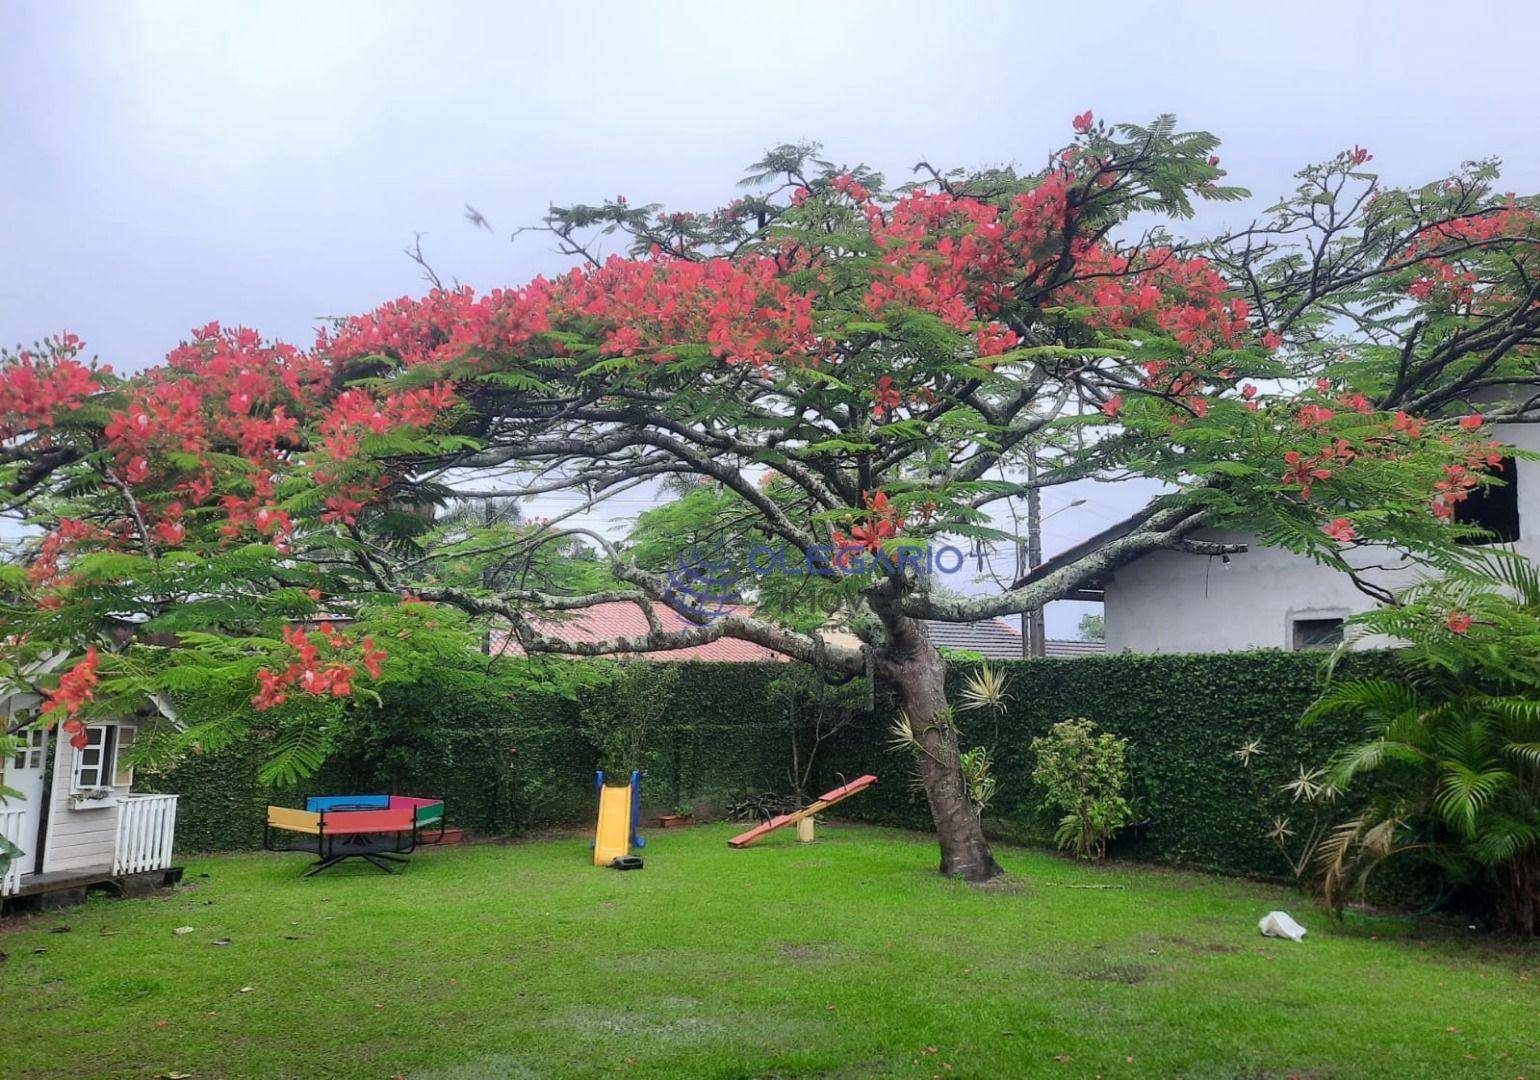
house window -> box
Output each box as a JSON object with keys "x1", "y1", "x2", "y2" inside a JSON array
[
  {"x1": 1292, "y1": 617, "x2": 1344, "y2": 651},
  {"x1": 1455, "y1": 456, "x2": 1520, "y2": 543},
  {"x1": 71, "y1": 724, "x2": 132, "y2": 791}
]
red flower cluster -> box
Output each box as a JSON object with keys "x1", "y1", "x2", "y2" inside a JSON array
[
  {"x1": 318, "y1": 283, "x2": 555, "y2": 369},
  {"x1": 102, "y1": 324, "x2": 330, "y2": 545},
  {"x1": 871, "y1": 375, "x2": 903, "y2": 418},
  {"x1": 321, "y1": 252, "x2": 823, "y2": 375},
  {"x1": 317, "y1": 383, "x2": 456, "y2": 462},
  {"x1": 1403, "y1": 204, "x2": 1540, "y2": 257},
  {"x1": 833, "y1": 490, "x2": 906, "y2": 555},
  {"x1": 1321, "y1": 517, "x2": 1357, "y2": 543},
  {"x1": 46, "y1": 315, "x2": 440, "y2": 557},
  {"x1": 830, "y1": 173, "x2": 870, "y2": 202},
  {"x1": 1282, "y1": 441, "x2": 1356, "y2": 500},
  {"x1": 1277, "y1": 398, "x2": 1505, "y2": 528},
  {"x1": 1297, "y1": 403, "x2": 1335, "y2": 427},
  {"x1": 1075, "y1": 248, "x2": 1251, "y2": 356},
  {"x1": 1428, "y1": 434, "x2": 1505, "y2": 520},
  {"x1": 40, "y1": 647, "x2": 101, "y2": 750},
  {"x1": 1407, "y1": 261, "x2": 1478, "y2": 307},
  {"x1": 1433, "y1": 460, "x2": 1487, "y2": 520},
  {"x1": 1399, "y1": 205, "x2": 1540, "y2": 311},
  {"x1": 251, "y1": 623, "x2": 387, "y2": 711},
  {"x1": 26, "y1": 518, "x2": 116, "y2": 592},
  {"x1": 0, "y1": 335, "x2": 103, "y2": 438},
  {"x1": 561, "y1": 255, "x2": 817, "y2": 370},
  {"x1": 865, "y1": 180, "x2": 1077, "y2": 332},
  {"x1": 220, "y1": 495, "x2": 293, "y2": 545},
  {"x1": 105, "y1": 325, "x2": 320, "y2": 470},
  {"x1": 152, "y1": 502, "x2": 186, "y2": 546},
  {"x1": 320, "y1": 480, "x2": 385, "y2": 526}
]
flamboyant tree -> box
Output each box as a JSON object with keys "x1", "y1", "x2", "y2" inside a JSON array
[{"x1": 4, "y1": 114, "x2": 1538, "y2": 880}]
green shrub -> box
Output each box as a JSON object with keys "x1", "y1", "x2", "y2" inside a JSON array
[
  {"x1": 1308, "y1": 555, "x2": 1540, "y2": 934},
  {"x1": 578, "y1": 661, "x2": 681, "y2": 775},
  {"x1": 1030, "y1": 718, "x2": 1133, "y2": 859}
]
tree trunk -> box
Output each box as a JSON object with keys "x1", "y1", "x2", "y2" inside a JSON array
[{"x1": 879, "y1": 614, "x2": 1004, "y2": 882}]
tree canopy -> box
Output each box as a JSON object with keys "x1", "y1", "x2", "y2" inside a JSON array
[{"x1": 4, "y1": 113, "x2": 1536, "y2": 877}]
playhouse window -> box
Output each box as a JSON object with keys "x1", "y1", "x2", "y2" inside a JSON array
[{"x1": 72, "y1": 724, "x2": 134, "y2": 791}]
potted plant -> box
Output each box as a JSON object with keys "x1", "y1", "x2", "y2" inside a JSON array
[
  {"x1": 67, "y1": 787, "x2": 114, "y2": 810},
  {"x1": 659, "y1": 804, "x2": 694, "y2": 828}
]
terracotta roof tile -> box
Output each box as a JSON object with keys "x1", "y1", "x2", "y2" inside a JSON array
[
  {"x1": 490, "y1": 601, "x2": 788, "y2": 662},
  {"x1": 487, "y1": 602, "x2": 1102, "y2": 662}
]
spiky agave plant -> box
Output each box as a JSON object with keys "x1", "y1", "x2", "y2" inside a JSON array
[
  {"x1": 956, "y1": 663, "x2": 1011, "y2": 717},
  {"x1": 1306, "y1": 552, "x2": 1540, "y2": 933},
  {"x1": 887, "y1": 664, "x2": 1012, "y2": 817}
]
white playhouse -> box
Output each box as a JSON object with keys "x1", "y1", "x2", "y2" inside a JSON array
[{"x1": 1, "y1": 663, "x2": 180, "y2": 906}]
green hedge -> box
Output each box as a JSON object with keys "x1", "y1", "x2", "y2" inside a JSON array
[
  {"x1": 815, "y1": 650, "x2": 1400, "y2": 879},
  {"x1": 146, "y1": 650, "x2": 1398, "y2": 883},
  {"x1": 142, "y1": 659, "x2": 797, "y2": 851}
]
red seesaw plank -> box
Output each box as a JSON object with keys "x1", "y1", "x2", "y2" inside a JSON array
[{"x1": 727, "y1": 774, "x2": 877, "y2": 848}]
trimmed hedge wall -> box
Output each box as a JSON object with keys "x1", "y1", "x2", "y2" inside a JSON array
[
  {"x1": 143, "y1": 660, "x2": 798, "y2": 852},
  {"x1": 818, "y1": 650, "x2": 1400, "y2": 879},
  {"x1": 148, "y1": 650, "x2": 1397, "y2": 882}
]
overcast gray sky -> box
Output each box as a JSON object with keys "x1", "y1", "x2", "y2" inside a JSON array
[{"x1": 5, "y1": 0, "x2": 1540, "y2": 637}]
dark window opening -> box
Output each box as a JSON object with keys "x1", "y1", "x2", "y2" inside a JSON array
[
  {"x1": 1455, "y1": 456, "x2": 1520, "y2": 544},
  {"x1": 1292, "y1": 617, "x2": 1344, "y2": 651}
]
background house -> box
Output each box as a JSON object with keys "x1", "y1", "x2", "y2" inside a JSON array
[
  {"x1": 492, "y1": 603, "x2": 1102, "y2": 661},
  {"x1": 1081, "y1": 422, "x2": 1540, "y2": 654}
]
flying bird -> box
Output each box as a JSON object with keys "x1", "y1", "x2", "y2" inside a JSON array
[{"x1": 464, "y1": 203, "x2": 492, "y2": 231}]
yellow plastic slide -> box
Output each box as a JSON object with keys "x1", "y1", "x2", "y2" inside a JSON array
[{"x1": 593, "y1": 783, "x2": 632, "y2": 866}]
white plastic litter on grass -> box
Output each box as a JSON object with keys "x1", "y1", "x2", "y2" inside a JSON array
[{"x1": 1258, "y1": 910, "x2": 1307, "y2": 941}]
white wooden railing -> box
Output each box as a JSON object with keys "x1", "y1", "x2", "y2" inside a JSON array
[
  {"x1": 1, "y1": 806, "x2": 26, "y2": 896},
  {"x1": 114, "y1": 793, "x2": 178, "y2": 875}
]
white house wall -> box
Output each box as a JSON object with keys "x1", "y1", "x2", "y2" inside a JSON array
[
  {"x1": 1104, "y1": 423, "x2": 1540, "y2": 654},
  {"x1": 39, "y1": 724, "x2": 123, "y2": 875}
]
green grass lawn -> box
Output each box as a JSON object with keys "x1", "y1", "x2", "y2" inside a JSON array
[{"x1": 3, "y1": 824, "x2": 1538, "y2": 1078}]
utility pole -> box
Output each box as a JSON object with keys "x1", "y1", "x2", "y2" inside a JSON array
[
  {"x1": 1012, "y1": 477, "x2": 1084, "y2": 658},
  {"x1": 1023, "y1": 450, "x2": 1045, "y2": 658}
]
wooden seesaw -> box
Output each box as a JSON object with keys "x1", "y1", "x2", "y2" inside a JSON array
[{"x1": 727, "y1": 774, "x2": 877, "y2": 848}]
